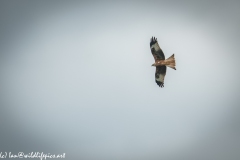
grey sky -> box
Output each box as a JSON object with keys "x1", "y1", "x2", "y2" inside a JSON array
[{"x1": 0, "y1": 0, "x2": 240, "y2": 160}]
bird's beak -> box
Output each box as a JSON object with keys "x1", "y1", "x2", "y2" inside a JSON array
[{"x1": 151, "y1": 64, "x2": 154, "y2": 67}]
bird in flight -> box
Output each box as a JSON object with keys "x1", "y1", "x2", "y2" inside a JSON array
[{"x1": 150, "y1": 37, "x2": 176, "y2": 87}]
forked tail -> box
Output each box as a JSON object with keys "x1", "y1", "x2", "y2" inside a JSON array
[{"x1": 165, "y1": 54, "x2": 176, "y2": 70}]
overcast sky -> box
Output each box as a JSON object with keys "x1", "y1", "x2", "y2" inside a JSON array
[{"x1": 0, "y1": 0, "x2": 240, "y2": 160}]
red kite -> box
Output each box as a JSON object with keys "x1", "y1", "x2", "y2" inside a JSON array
[{"x1": 150, "y1": 37, "x2": 176, "y2": 87}]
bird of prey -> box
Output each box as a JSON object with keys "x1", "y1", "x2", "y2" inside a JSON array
[{"x1": 150, "y1": 37, "x2": 176, "y2": 87}]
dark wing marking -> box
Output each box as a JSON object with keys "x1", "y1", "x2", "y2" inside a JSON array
[
  {"x1": 150, "y1": 37, "x2": 165, "y2": 62},
  {"x1": 155, "y1": 66, "x2": 166, "y2": 88}
]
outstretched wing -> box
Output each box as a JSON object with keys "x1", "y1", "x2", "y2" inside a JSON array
[
  {"x1": 150, "y1": 37, "x2": 165, "y2": 61},
  {"x1": 155, "y1": 66, "x2": 166, "y2": 87}
]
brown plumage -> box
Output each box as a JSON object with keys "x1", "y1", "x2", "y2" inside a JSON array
[{"x1": 150, "y1": 37, "x2": 176, "y2": 87}]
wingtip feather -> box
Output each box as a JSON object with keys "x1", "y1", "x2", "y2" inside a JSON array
[{"x1": 156, "y1": 80, "x2": 164, "y2": 88}]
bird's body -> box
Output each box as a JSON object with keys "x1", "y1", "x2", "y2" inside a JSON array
[
  {"x1": 152, "y1": 58, "x2": 174, "y2": 67},
  {"x1": 150, "y1": 37, "x2": 176, "y2": 87}
]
